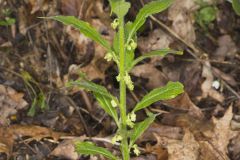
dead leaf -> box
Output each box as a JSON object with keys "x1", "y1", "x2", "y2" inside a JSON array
[
  {"x1": 138, "y1": 29, "x2": 174, "y2": 64},
  {"x1": 228, "y1": 134, "x2": 240, "y2": 160},
  {"x1": 165, "y1": 129, "x2": 200, "y2": 160},
  {"x1": 213, "y1": 35, "x2": 237, "y2": 61},
  {"x1": 164, "y1": 93, "x2": 204, "y2": 119},
  {"x1": 201, "y1": 106, "x2": 239, "y2": 160},
  {"x1": 131, "y1": 64, "x2": 168, "y2": 89},
  {"x1": 168, "y1": 0, "x2": 197, "y2": 44},
  {"x1": 200, "y1": 61, "x2": 224, "y2": 103},
  {"x1": 51, "y1": 137, "x2": 85, "y2": 160},
  {"x1": 0, "y1": 84, "x2": 28, "y2": 126},
  {"x1": 0, "y1": 125, "x2": 66, "y2": 156},
  {"x1": 61, "y1": 0, "x2": 83, "y2": 17},
  {"x1": 17, "y1": 6, "x2": 27, "y2": 35},
  {"x1": 29, "y1": 0, "x2": 49, "y2": 14},
  {"x1": 212, "y1": 67, "x2": 237, "y2": 87},
  {"x1": 145, "y1": 141, "x2": 168, "y2": 160},
  {"x1": 142, "y1": 123, "x2": 184, "y2": 141},
  {"x1": 138, "y1": 29, "x2": 173, "y2": 53}
]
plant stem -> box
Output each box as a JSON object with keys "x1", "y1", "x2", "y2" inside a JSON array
[{"x1": 118, "y1": 16, "x2": 130, "y2": 160}]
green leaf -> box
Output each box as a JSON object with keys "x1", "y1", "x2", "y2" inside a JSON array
[
  {"x1": 67, "y1": 79, "x2": 119, "y2": 104},
  {"x1": 94, "y1": 93, "x2": 118, "y2": 124},
  {"x1": 68, "y1": 80, "x2": 110, "y2": 97},
  {"x1": 27, "y1": 97, "x2": 37, "y2": 117},
  {"x1": 129, "y1": 114, "x2": 156, "y2": 147},
  {"x1": 233, "y1": 0, "x2": 240, "y2": 16},
  {"x1": 47, "y1": 16, "x2": 111, "y2": 50},
  {"x1": 38, "y1": 92, "x2": 48, "y2": 110},
  {"x1": 75, "y1": 141, "x2": 118, "y2": 160},
  {"x1": 133, "y1": 81, "x2": 184, "y2": 112},
  {"x1": 127, "y1": 0, "x2": 174, "y2": 43},
  {"x1": 128, "y1": 49, "x2": 183, "y2": 71},
  {"x1": 195, "y1": 6, "x2": 217, "y2": 29},
  {"x1": 0, "y1": 17, "x2": 15, "y2": 26},
  {"x1": 108, "y1": 0, "x2": 131, "y2": 17}
]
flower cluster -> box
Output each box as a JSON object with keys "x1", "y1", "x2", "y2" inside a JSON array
[{"x1": 126, "y1": 112, "x2": 136, "y2": 128}]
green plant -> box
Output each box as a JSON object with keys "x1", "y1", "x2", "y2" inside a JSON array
[
  {"x1": 232, "y1": 0, "x2": 240, "y2": 15},
  {"x1": 45, "y1": 0, "x2": 184, "y2": 159},
  {"x1": 21, "y1": 71, "x2": 48, "y2": 116},
  {"x1": 0, "y1": 8, "x2": 15, "y2": 26},
  {"x1": 195, "y1": 0, "x2": 218, "y2": 30}
]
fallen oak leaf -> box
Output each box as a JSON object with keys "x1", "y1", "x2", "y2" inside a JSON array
[
  {"x1": 201, "y1": 105, "x2": 240, "y2": 160},
  {"x1": 0, "y1": 125, "x2": 67, "y2": 157}
]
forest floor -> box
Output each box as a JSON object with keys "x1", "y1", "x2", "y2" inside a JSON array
[{"x1": 0, "y1": 0, "x2": 240, "y2": 159}]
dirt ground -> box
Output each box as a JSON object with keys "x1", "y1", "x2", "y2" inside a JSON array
[{"x1": 0, "y1": 0, "x2": 240, "y2": 159}]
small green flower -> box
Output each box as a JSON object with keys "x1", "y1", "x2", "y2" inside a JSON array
[
  {"x1": 124, "y1": 72, "x2": 134, "y2": 90},
  {"x1": 126, "y1": 118, "x2": 135, "y2": 128},
  {"x1": 104, "y1": 52, "x2": 113, "y2": 61},
  {"x1": 129, "y1": 112, "x2": 136, "y2": 122},
  {"x1": 126, "y1": 39, "x2": 137, "y2": 51},
  {"x1": 111, "y1": 19, "x2": 119, "y2": 30},
  {"x1": 126, "y1": 44, "x2": 132, "y2": 51},
  {"x1": 129, "y1": 39, "x2": 137, "y2": 50},
  {"x1": 126, "y1": 112, "x2": 136, "y2": 128},
  {"x1": 111, "y1": 99, "x2": 117, "y2": 108},
  {"x1": 132, "y1": 144, "x2": 140, "y2": 156},
  {"x1": 116, "y1": 74, "x2": 121, "y2": 82},
  {"x1": 111, "y1": 134, "x2": 123, "y2": 144}
]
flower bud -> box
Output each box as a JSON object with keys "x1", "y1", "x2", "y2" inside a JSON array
[
  {"x1": 111, "y1": 99, "x2": 117, "y2": 107},
  {"x1": 111, "y1": 19, "x2": 119, "y2": 30},
  {"x1": 104, "y1": 52, "x2": 113, "y2": 61},
  {"x1": 132, "y1": 144, "x2": 140, "y2": 156}
]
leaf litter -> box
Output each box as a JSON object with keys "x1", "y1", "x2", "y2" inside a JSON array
[{"x1": 0, "y1": 0, "x2": 240, "y2": 159}]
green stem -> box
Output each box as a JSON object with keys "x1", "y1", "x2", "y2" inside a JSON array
[{"x1": 118, "y1": 17, "x2": 130, "y2": 160}]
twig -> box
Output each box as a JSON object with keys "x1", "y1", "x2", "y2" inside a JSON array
[
  {"x1": 66, "y1": 96, "x2": 91, "y2": 137},
  {"x1": 80, "y1": 90, "x2": 93, "y2": 112}
]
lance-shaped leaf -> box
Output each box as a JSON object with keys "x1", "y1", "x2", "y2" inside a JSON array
[
  {"x1": 94, "y1": 93, "x2": 118, "y2": 125},
  {"x1": 47, "y1": 16, "x2": 111, "y2": 50},
  {"x1": 67, "y1": 80, "x2": 119, "y2": 103},
  {"x1": 129, "y1": 114, "x2": 156, "y2": 147},
  {"x1": 108, "y1": 0, "x2": 131, "y2": 17},
  {"x1": 233, "y1": 0, "x2": 240, "y2": 16},
  {"x1": 127, "y1": 0, "x2": 174, "y2": 43},
  {"x1": 133, "y1": 81, "x2": 184, "y2": 112},
  {"x1": 127, "y1": 49, "x2": 183, "y2": 71},
  {"x1": 75, "y1": 141, "x2": 118, "y2": 160}
]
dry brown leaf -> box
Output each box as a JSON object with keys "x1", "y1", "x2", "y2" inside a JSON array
[
  {"x1": 165, "y1": 129, "x2": 200, "y2": 160},
  {"x1": 168, "y1": 0, "x2": 197, "y2": 44},
  {"x1": 61, "y1": 0, "x2": 83, "y2": 16},
  {"x1": 141, "y1": 123, "x2": 184, "y2": 141},
  {"x1": 212, "y1": 67, "x2": 237, "y2": 87},
  {"x1": 228, "y1": 134, "x2": 240, "y2": 160},
  {"x1": 138, "y1": 29, "x2": 173, "y2": 64},
  {"x1": 51, "y1": 137, "x2": 85, "y2": 160},
  {"x1": 201, "y1": 106, "x2": 239, "y2": 160},
  {"x1": 200, "y1": 61, "x2": 224, "y2": 102},
  {"x1": 213, "y1": 35, "x2": 237, "y2": 61},
  {"x1": 131, "y1": 63, "x2": 168, "y2": 89},
  {"x1": 0, "y1": 125, "x2": 66, "y2": 156},
  {"x1": 29, "y1": 0, "x2": 49, "y2": 14},
  {"x1": 164, "y1": 93, "x2": 204, "y2": 119},
  {"x1": 0, "y1": 85, "x2": 28, "y2": 126},
  {"x1": 138, "y1": 29, "x2": 173, "y2": 53},
  {"x1": 17, "y1": 6, "x2": 27, "y2": 35}
]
